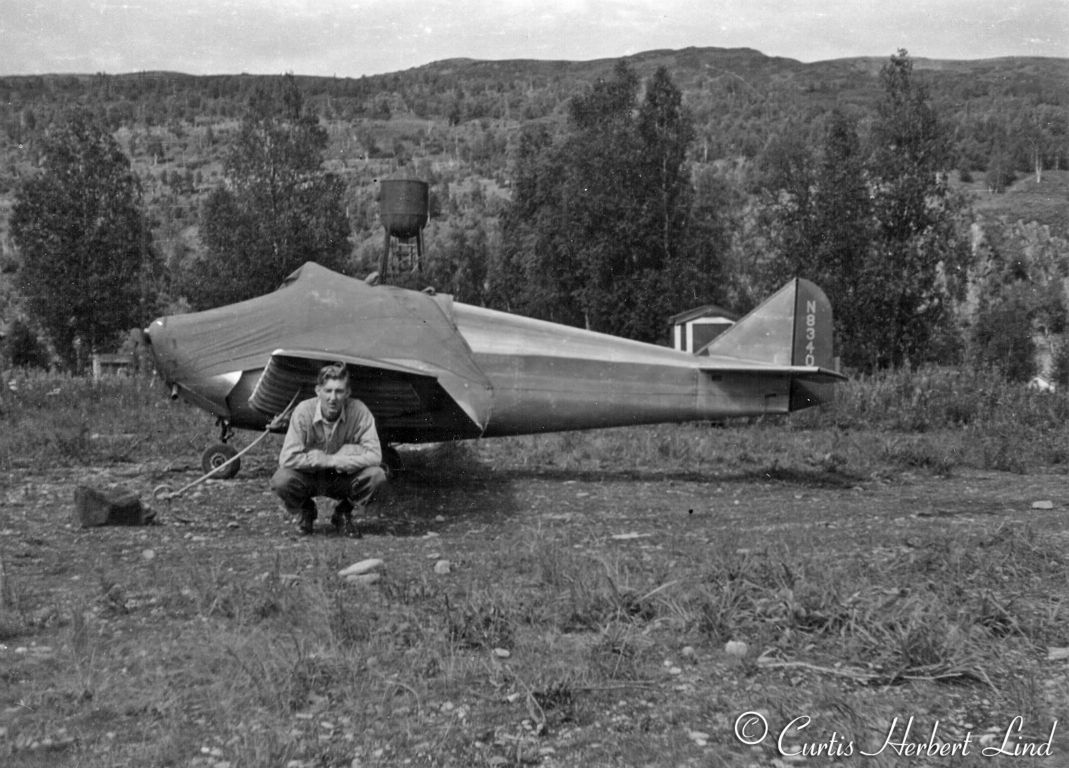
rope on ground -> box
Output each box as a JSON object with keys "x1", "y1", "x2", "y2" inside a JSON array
[{"x1": 152, "y1": 390, "x2": 301, "y2": 501}]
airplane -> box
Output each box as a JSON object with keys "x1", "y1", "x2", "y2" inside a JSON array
[{"x1": 144, "y1": 262, "x2": 845, "y2": 478}]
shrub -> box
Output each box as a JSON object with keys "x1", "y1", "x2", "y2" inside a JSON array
[{"x1": 3, "y1": 317, "x2": 50, "y2": 369}]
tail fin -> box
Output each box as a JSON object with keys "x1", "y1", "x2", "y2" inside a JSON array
[
  {"x1": 701, "y1": 278, "x2": 834, "y2": 367},
  {"x1": 702, "y1": 278, "x2": 843, "y2": 409}
]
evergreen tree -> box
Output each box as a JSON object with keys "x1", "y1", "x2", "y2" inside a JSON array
[
  {"x1": 756, "y1": 123, "x2": 819, "y2": 285},
  {"x1": 758, "y1": 53, "x2": 971, "y2": 371},
  {"x1": 494, "y1": 123, "x2": 581, "y2": 323},
  {"x1": 562, "y1": 62, "x2": 646, "y2": 334},
  {"x1": 639, "y1": 67, "x2": 695, "y2": 264},
  {"x1": 11, "y1": 109, "x2": 158, "y2": 371},
  {"x1": 625, "y1": 67, "x2": 723, "y2": 339},
  {"x1": 864, "y1": 50, "x2": 972, "y2": 369},
  {"x1": 187, "y1": 75, "x2": 350, "y2": 308},
  {"x1": 758, "y1": 113, "x2": 870, "y2": 363}
]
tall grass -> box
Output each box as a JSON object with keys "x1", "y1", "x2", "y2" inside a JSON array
[
  {"x1": 799, "y1": 366, "x2": 1069, "y2": 473},
  {"x1": 3, "y1": 365, "x2": 1069, "y2": 477},
  {"x1": 811, "y1": 366, "x2": 1069, "y2": 433},
  {"x1": 689, "y1": 522, "x2": 1068, "y2": 686},
  {"x1": 0, "y1": 371, "x2": 205, "y2": 474}
]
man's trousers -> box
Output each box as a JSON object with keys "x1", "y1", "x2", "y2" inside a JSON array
[{"x1": 270, "y1": 465, "x2": 386, "y2": 518}]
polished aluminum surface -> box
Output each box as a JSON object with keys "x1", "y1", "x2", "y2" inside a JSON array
[{"x1": 146, "y1": 264, "x2": 843, "y2": 444}]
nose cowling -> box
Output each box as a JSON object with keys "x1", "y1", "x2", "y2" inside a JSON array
[
  {"x1": 143, "y1": 320, "x2": 165, "y2": 378},
  {"x1": 144, "y1": 319, "x2": 185, "y2": 401},
  {"x1": 143, "y1": 315, "x2": 240, "y2": 418},
  {"x1": 144, "y1": 318, "x2": 178, "y2": 385}
]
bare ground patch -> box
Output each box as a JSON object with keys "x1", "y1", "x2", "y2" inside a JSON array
[{"x1": 3, "y1": 442, "x2": 1069, "y2": 767}]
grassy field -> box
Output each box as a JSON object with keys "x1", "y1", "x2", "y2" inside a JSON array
[{"x1": 2, "y1": 369, "x2": 1069, "y2": 766}]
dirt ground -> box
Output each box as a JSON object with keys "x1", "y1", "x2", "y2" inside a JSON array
[{"x1": 3, "y1": 447, "x2": 1069, "y2": 766}]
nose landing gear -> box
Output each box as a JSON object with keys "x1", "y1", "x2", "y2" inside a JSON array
[
  {"x1": 201, "y1": 442, "x2": 241, "y2": 479},
  {"x1": 201, "y1": 419, "x2": 241, "y2": 479}
]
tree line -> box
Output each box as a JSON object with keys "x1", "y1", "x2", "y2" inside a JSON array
[
  {"x1": 2, "y1": 51, "x2": 1067, "y2": 186},
  {"x1": 5, "y1": 54, "x2": 1067, "y2": 383}
]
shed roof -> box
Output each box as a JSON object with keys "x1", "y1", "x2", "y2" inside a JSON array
[{"x1": 668, "y1": 303, "x2": 739, "y2": 326}]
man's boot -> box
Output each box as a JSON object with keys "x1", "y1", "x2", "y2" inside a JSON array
[
  {"x1": 331, "y1": 499, "x2": 361, "y2": 538},
  {"x1": 298, "y1": 500, "x2": 316, "y2": 535}
]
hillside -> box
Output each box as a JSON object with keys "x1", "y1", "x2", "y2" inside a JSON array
[
  {"x1": 2, "y1": 47, "x2": 1066, "y2": 171},
  {"x1": 0, "y1": 46, "x2": 1066, "y2": 323},
  {"x1": 968, "y1": 169, "x2": 1069, "y2": 235}
]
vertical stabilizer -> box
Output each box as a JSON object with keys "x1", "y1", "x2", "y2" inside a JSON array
[
  {"x1": 701, "y1": 278, "x2": 839, "y2": 410},
  {"x1": 704, "y1": 278, "x2": 835, "y2": 370},
  {"x1": 701, "y1": 279, "x2": 795, "y2": 364}
]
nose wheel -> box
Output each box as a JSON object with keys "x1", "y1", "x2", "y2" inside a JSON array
[
  {"x1": 201, "y1": 442, "x2": 241, "y2": 479},
  {"x1": 200, "y1": 418, "x2": 241, "y2": 479}
]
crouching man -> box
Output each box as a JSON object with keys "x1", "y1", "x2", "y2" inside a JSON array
[{"x1": 270, "y1": 362, "x2": 386, "y2": 537}]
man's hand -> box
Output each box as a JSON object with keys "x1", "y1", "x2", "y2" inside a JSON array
[
  {"x1": 302, "y1": 449, "x2": 333, "y2": 468},
  {"x1": 267, "y1": 411, "x2": 291, "y2": 431}
]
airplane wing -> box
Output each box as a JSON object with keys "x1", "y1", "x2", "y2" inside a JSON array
[
  {"x1": 176, "y1": 263, "x2": 498, "y2": 443},
  {"x1": 250, "y1": 349, "x2": 492, "y2": 443}
]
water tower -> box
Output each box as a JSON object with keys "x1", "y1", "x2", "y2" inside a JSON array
[{"x1": 378, "y1": 177, "x2": 429, "y2": 277}]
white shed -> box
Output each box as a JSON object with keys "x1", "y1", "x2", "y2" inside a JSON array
[{"x1": 669, "y1": 304, "x2": 738, "y2": 354}]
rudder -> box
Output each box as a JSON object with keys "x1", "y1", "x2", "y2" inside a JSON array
[
  {"x1": 703, "y1": 278, "x2": 835, "y2": 370},
  {"x1": 790, "y1": 278, "x2": 835, "y2": 371}
]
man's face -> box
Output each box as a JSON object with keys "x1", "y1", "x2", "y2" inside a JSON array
[{"x1": 315, "y1": 377, "x2": 349, "y2": 422}]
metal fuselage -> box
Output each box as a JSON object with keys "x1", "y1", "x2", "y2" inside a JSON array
[
  {"x1": 157, "y1": 300, "x2": 788, "y2": 440},
  {"x1": 148, "y1": 264, "x2": 839, "y2": 444},
  {"x1": 452, "y1": 303, "x2": 787, "y2": 437}
]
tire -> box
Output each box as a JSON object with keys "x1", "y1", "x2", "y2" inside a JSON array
[{"x1": 201, "y1": 442, "x2": 241, "y2": 479}]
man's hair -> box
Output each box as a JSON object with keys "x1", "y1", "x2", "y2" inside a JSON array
[{"x1": 317, "y1": 362, "x2": 350, "y2": 388}]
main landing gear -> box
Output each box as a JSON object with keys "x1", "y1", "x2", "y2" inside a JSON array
[{"x1": 201, "y1": 418, "x2": 241, "y2": 480}]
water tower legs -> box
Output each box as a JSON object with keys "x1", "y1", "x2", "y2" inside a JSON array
[
  {"x1": 380, "y1": 228, "x2": 391, "y2": 277},
  {"x1": 379, "y1": 230, "x2": 424, "y2": 276}
]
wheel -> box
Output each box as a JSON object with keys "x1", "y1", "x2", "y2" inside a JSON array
[{"x1": 201, "y1": 442, "x2": 241, "y2": 479}]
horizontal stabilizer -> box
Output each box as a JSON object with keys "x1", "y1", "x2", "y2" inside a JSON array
[{"x1": 697, "y1": 362, "x2": 844, "y2": 383}]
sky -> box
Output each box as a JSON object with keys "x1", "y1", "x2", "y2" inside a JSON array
[{"x1": 1, "y1": 0, "x2": 1067, "y2": 77}]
